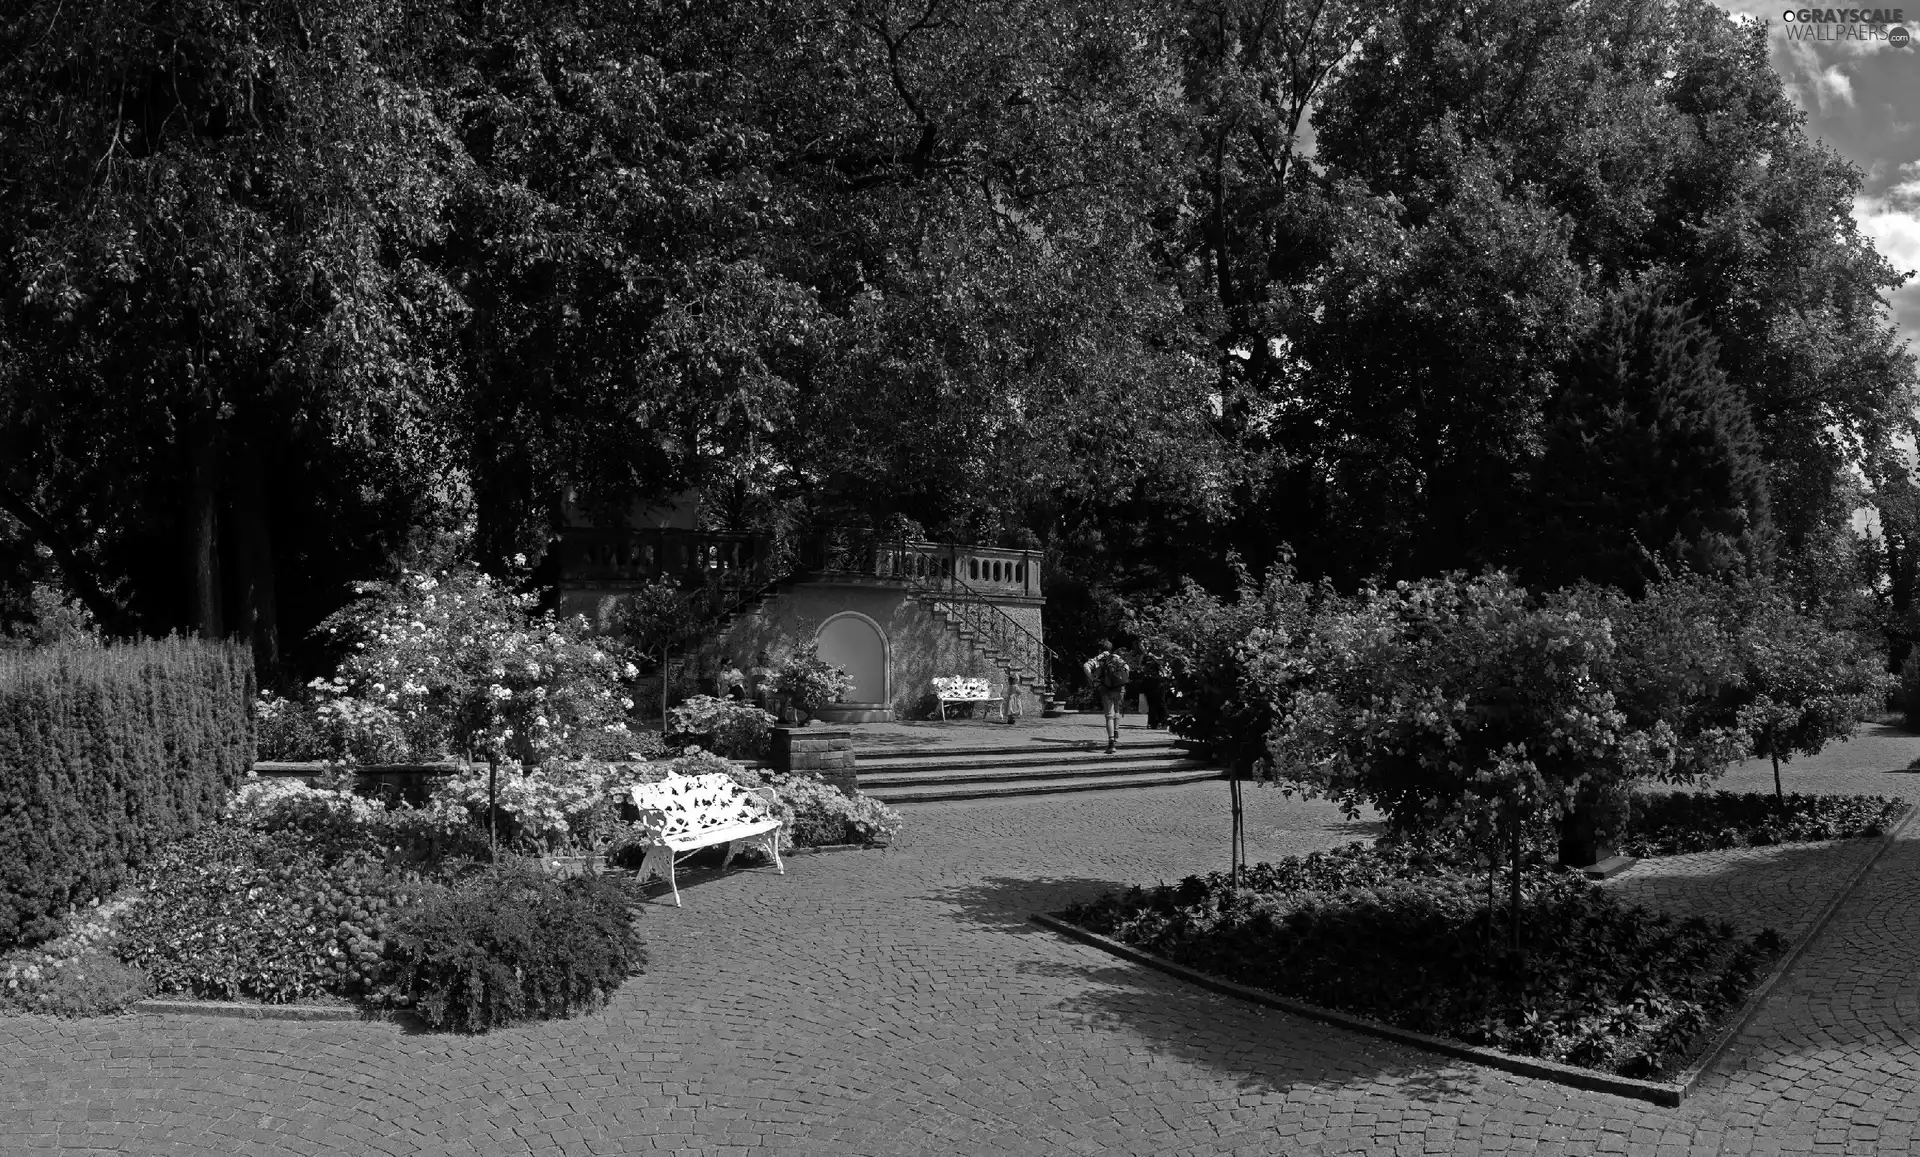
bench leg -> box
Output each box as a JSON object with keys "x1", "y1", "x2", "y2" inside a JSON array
[
  {"x1": 938, "y1": 700, "x2": 947, "y2": 721},
  {"x1": 765, "y1": 827, "x2": 785, "y2": 875},
  {"x1": 639, "y1": 846, "x2": 681, "y2": 907},
  {"x1": 720, "y1": 839, "x2": 738, "y2": 871}
]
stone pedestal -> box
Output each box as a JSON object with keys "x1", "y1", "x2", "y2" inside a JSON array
[{"x1": 771, "y1": 727, "x2": 858, "y2": 795}]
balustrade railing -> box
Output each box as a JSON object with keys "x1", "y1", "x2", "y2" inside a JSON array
[{"x1": 798, "y1": 532, "x2": 1041, "y2": 598}]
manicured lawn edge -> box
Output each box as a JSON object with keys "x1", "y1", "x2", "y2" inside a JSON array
[{"x1": 1031, "y1": 802, "x2": 1918, "y2": 1108}]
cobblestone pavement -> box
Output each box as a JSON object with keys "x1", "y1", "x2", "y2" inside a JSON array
[{"x1": 6, "y1": 731, "x2": 1920, "y2": 1156}]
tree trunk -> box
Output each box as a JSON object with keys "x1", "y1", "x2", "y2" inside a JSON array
[
  {"x1": 487, "y1": 754, "x2": 499, "y2": 866},
  {"x1": 1771, "y1": 746, "x2": 1784, "y2": 805},
  {"x1": 186, "y1": 417, "x2": 225, "y2": 638},
  {"x1": 1509, "y1": 824, "x2": 1523, "y2": 959},
  {"x1": 1229, "y1": 774, "x2": 1244, "y2": 888},
  {"x1": 228, "y1": 439, "x2": 280, "y2": 680}
]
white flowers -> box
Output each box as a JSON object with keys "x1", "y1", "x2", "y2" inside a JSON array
[
  {"x1": 620, "y1": 697, "x2": 634, "y2": 710},
  {"x1": 623, "y1": 662, "x2": 639, "y2": 678}
]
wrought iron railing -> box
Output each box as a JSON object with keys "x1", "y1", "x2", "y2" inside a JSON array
[{"x1": 910, "y1": 573, "x2": 1060, "y2": 693}]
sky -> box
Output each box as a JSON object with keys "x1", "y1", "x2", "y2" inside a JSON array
[{"x1": 1710, "y1": 3, "x2": 1920, "y2": 355}]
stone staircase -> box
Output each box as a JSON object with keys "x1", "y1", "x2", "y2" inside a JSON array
[{"x1": 856, "y1": 736, "x2": 1224, "y2": 803}]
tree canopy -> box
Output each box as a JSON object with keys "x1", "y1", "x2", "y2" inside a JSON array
[{"x1": 1, "y1": 0, "x2": 1914, "y2": 682}]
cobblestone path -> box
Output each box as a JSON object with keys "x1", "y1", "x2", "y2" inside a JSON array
[{"x1": 6, "y1": 726, "x2": 1920, "y2": 1155}]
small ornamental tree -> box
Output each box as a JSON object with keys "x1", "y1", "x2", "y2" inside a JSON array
[
  {"x1": 316, "y1": 564, "x2": 640, "y2": 860},
  {"x1": 1553, "y1": 570, "x2": 1754, "y2": 863},
  {"x1": 1130, "y1": 551, "x2": 1321, "y2": 775},
  {"x1": 1131, "y1": 553, "x2": 1326, "y2": 883},
  {"x1": 1267, "y1": 572, "x2": 1679, "y2": 956},
  {"x1": 1731, "y1": 584, "x2": 1888, "y2": 802}
]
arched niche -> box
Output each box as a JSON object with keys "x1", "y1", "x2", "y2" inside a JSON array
[{"x1": 814, "y1": 612, "x2": 890, "y2": 705}]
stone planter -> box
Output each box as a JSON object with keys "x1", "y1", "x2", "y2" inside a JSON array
[{"x1": 542, "y1": 854, "x2": 608, "y2": 878}]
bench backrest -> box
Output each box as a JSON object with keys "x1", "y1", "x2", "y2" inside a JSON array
[{"x1": 628, "y1": 773, "x2": 777, "y2": 839}]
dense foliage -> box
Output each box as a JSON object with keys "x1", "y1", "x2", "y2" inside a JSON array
[
  {"x1": 1621, "y1": 792, "x2": 1908, "y2": 857},
  {"x1": 1061, "y1": 844, "x2": 1784, "y2": 1078},
  {"x1": 0, "y1": 639, "x2": 253, "y2": 950},
  {"x1": 117, "y1": 825, "x2": 432, "y2": 1004},
  {"x1": 1128, "y1": 555, "x2": 1321, "y2": 773},
  {"x1": 666, "y1": 695, "x2": 777, "y2": 760},
  {"x1": 4, "y1": 0, "x2": 1912, "y2": 682},
  {"x1": 1265, "y1": 573, "x2": 1681, "y2": 861},
  {"x1": 762, "y1": 773, "x2": 903, "y2": 848},
  {"x1": 390, "y1": 867, "x2": 646, "y2": 1033}
]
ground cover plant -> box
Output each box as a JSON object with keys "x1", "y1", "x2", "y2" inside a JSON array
[
  {"x1": 1620, "y1": 792, "x2": 1908, "y2": 857},
  {"x1": 1060, "y1": 843, "x2": 1783, "y2": 1080}
]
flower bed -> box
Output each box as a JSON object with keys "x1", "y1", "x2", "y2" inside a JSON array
[
  {"x1": 1621, "y1": 791, "x2": 1908, "y2": 857},
  {"x1": 3, "y1": 749, "x2": 903, "y2": 1025},
  {"x1": 1058, "y1": 843, "x2": 1784, "y2": 1079}
]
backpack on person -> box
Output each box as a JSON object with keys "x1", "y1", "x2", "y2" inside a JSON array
[{"x1": 1096, "y1": 652, "x2": 1130, "y2": 691}]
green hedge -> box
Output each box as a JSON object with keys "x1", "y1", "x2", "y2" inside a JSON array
[{"x1": 0, "y1": 639, "x2": 253, "y2": 950}]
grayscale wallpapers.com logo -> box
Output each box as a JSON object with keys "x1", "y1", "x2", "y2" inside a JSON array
[{"x1": 1781, "y1": 8, "x2": 1913, "y2": 44}]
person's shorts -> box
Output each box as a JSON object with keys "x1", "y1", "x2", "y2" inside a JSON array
[{"x1": 1100, "y1": 689, "x2": 1125, "y2": 715}]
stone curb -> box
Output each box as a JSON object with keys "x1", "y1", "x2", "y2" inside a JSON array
[
  {"x1": 1031, "y1": 804, "x2": 1920, "y2": 1108},
  {"x1": 131, "y1": 999, "x2": 373, "y2": 1022},
  {"x1": 1666, "y1": 800, "x2": 1920, "y2": 1093},
  {"x1": 1028, "y1": 913, "x2": 1689, "y2": 1106},
  {"x1": 784, "y1": 841, "x2": 889, "y2": 857}
]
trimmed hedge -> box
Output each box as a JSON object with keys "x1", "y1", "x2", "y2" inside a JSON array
[{"x1": 0, "y1": 639, "x2": 253, "y2": 950}]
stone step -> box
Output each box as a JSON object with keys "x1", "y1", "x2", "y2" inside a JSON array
[
  {"x1": 865, "y1": 766, "x2": 1225, "y2": 803},
  {"x1": 852, "y1": 739, "x2": 1195, "y2": 762},
  {"x1": 859, "y1": 755, "x2": 1212, "y2": 788},
  {"x1": 855, "y1": 746, "x2": 1198, "y2": 774}
]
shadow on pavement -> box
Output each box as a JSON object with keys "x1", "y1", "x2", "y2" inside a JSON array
[{"x1": 930, "y1": 874, "x2": 1494, "y2": 1102}]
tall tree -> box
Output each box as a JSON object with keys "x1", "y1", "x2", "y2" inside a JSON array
[
  {"x1": 1525, "y1": 283, "x2": 1774, "y2": 594},
  {"x1": 0, "y1": 0, "x2": 468, "y2": 674}
]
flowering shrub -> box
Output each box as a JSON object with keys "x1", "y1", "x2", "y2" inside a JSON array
[
  {"x1": 228, "y1": 777, "x2": 386, "y2": 837},
  {"x1": 667, "y1": 695, "x2": 776, "y2": 759},
  {"x1": 255, "y1": 689, "x2": 413, "y2": 763},
  {"x1": 315, "y1": 565, "x2": 640, "y2": 766},
  {"x1": 426, "y1": 764, "x2": 632, "y2": 855},
  {"x1": 763, "y1": 773, "x2": 902, "y2": 847},
  {"x1": 777, "y1": 641, "x2": 855, "y2": 710}
]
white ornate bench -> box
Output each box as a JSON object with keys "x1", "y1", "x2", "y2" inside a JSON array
[
  {"x1": 627, "y1": 773, "x2": 784, "y2": 906},
  {"x1": 932, "y1": 675, "x2": 1006, "y2": 721}
]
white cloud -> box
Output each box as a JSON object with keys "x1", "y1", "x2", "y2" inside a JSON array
[{"x1": 1856, "y1": 191, "x2": 1920, "y2": 269}]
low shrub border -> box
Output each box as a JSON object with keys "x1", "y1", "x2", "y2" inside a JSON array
[
  {"x1": 1621, "y1": 791, "x2": 1907, "y2": 857},
  {"x1": 1033, "y1": 803, "x2": 1917, "y2": 1106}
]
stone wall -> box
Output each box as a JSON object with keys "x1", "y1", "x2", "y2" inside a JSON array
[
  {"x1": 770, "y1": 728, "x2": 856, "y2": 794},
  {"x1": 701, "y1": 583, "x2": 1047, "y2": 720}
]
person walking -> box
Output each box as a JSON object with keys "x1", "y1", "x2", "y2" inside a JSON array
[
  {"x1": 1083, "y1": 638, "x2": 1130, "y2": 754},
  {"x1": 1139, "y1": 647, "x2": 1170, "y2": 730}
]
